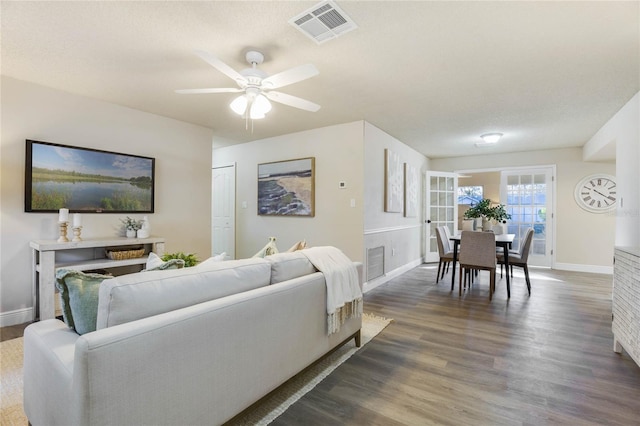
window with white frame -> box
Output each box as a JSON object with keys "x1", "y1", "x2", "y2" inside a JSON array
[{"x1": 457, "y1": 186, "x2": 483, "y2": 205}]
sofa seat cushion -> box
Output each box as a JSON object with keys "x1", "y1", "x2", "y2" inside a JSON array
[
  {"x1": 266, "y1": 251, "x2": 317, "y2": 284},
  {"x1": 96, "y1": 257, "x2": 271, "y2": 329}
]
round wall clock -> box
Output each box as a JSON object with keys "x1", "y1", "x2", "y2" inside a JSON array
[{"x1": 574, "y1": 174, "x2": 617, "y2": 213}]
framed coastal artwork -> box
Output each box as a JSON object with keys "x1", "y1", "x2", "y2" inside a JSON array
[
  {"x1": 404, "y1": 162, "x2": 418, "y2": 217},
  {"x1": 384, "y1": 148, "x2": 403, "y2": 213},
  {"x1": 25, "y1": 139, "x2": 155, "y2": 213},
  {"x1": 257, "y1": 157, "x2": 315, "y2": 217}
]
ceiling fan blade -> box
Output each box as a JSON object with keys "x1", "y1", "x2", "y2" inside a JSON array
[
  {"x1": 262, "y1": 64, "x2": 319, "y2": 89},
  {"x1": 193, "y1": 50, "x2": 246, "y2": 84},
  {"x1": 265, "y1": 91, "x2": 321, "y2": 112},
  {"x1": 175, "y1": 88, "x2": 243, "y2": 94}
]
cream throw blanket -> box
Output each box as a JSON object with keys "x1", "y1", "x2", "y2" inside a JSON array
[{"x1": 301, "y1": 246, "x2": 363, "y2": 335}]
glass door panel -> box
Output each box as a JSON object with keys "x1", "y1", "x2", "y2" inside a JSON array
[
  {"x1": 425, "y1": 172, "x2": 458, "y2": 262},
  {"x1": 501, "y1": 168, "x2": 553, "y2": 267}
]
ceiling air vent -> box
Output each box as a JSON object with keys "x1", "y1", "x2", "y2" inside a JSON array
[{"x1": 289, "y1": 1, "x2": 357, "y2": 44}]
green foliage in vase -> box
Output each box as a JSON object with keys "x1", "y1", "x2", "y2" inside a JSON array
[
  {"x1": 488, "y1": 204, "x2": 512, "y2": 223},
  {"x1": 120, "y1": 216, "x2": 142, "y2": 231},
  {"x1": 463, "y1": 199, "x2": 511, "y2": 223},
  {"x1": 463, "y1": 198, "x2": 492, "y2": 219},
  {"x1": 161, "y1": 252, "x2": 199, "y2": 267}
]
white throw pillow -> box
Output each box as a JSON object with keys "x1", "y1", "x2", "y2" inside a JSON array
[
  {"x1": 196, "y1": 252, "x2": 227, "y2": 269},
  {"x1": 146, "y1": 252, "x2": 164, "y2": 270}
]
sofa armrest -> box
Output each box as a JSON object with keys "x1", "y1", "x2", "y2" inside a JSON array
[{"x1": 23, "y1": 319, "x2": 80, "y2": 426}]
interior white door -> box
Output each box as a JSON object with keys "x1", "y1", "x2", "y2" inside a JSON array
[
  {"x1": 425, "y1": 171, "x2": 458, "y2": 263},
  {"x1": 500, "y1": 168, "x2": 554, "y2": 267},
  {"x1": 212, "y1": 164, "x2": 236, "y2": 259}
]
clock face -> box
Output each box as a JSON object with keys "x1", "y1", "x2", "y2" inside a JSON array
[{"x1": 574, "y1": 174, "x2": 617, "y2": 213}]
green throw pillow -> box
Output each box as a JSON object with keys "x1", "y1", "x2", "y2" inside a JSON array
[{"x1": 55, "y1": 269, "x2": 113, "y2": 335}]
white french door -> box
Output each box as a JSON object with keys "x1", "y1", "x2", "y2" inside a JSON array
[
  {"x1": 425, "y1": 171, "x2": 458, "y2": 263},
  {"x1": 212, "y1": 164, "x2": 236, "y2": 259},
  {"x1": 500, "y1": 167, "x2": 554, "y2": 267}
]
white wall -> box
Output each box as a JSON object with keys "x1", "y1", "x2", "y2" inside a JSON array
[
  {"x1": 586, "y1": 92, "x2": 639, "y2": 247},
  {"x1": 0, "y1": 77, "x2": 214, "y2": 325},
  {"x1": 431, "y1": 148, "x2": 616, "y2": 272},
  {"x1": 363, "y1": 122, "x2": 429, "y2": 287},
  {"x1": 213, "y1": 121, "x2": 364, "y2": 262}
]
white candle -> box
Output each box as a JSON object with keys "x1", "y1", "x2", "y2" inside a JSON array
[
  {"x1": 73, "y1": 213, "x2": 82, "y2": 227},
  {"x1": 59, "y1": 208, "x2": 69, "y2": 222}
]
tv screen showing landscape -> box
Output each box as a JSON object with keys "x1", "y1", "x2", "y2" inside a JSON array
[{"x1": 25, "y1": 139, "x2": 155, "y2": 213}]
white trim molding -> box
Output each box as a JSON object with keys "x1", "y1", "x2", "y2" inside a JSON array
[
  {"x1": 363, "y1": 258, "x2": 423, "y2": 293},
  {"x1": 364, "y1": 224, "x2": 421, "y2": 235},
  {"x1": 0, "y1": 307, "x2": 33, "y2": 327},
  {"x1": 554, "y1": 263, "x2": 613, "y2": 275}
]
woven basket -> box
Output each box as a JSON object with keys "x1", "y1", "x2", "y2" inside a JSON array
[{"x1": 105, "y1": 247, "x2": 145, "y2": 260}]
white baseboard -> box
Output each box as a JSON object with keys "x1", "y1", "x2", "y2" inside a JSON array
[
  {"x1": 363, "y1": 258, "x2": 423, "y2": 293},
  {"x1": 0, "y1": 307, "x2": 33, "y2": 327},
  {"x1": 554, "y1": 262, "x2": 613, "y2": 275}
]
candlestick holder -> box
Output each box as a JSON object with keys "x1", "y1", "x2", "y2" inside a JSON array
[
  {"x1": 72, "y1": 226, "x2": 83, "y2": 242},
  {"x1": 57, "y1": 221, "x2": 69, "y2": 243}
]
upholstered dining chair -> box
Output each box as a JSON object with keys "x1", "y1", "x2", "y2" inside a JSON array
[
  {"x1": 497, "y1": 227, "x2": 534, "y2": 295},
  {"x1": 458, "y1": 231, "x2": 497, "y2": 300},
  {"x1": 435, "y1": 226, "x2": 454, "y2": 283}
]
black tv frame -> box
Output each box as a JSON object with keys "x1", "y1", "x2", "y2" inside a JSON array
[{"x1": 25, "y1": 139, "x2": 155, "y2": 213}]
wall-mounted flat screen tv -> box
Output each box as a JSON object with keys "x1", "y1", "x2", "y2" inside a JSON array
[{"x1": 25, "y1": 139, "x2": 155, "y2": 213}]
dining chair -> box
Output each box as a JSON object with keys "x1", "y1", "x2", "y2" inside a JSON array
[
  {"x1": 458, "y1": 231, "x2": 497, "y2": 299},
  {"x1": 497, "y1": 227, "x2": 534, "y2": 295},
  {"x1": 435, "y1": 226, "x2": 454, "y2": 283}
]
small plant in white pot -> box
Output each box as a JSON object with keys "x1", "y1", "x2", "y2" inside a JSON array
[{"x1": 120, "y1": 216, "x2": 142, "y2": 238}]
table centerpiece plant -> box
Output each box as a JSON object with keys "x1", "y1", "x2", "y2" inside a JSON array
[{"x1": 462, "y1": 199, "x2": 511, "y2": 233}]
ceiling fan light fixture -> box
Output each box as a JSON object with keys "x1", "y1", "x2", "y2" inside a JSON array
[
  {"x1": 252, "y1": 94, "x2": 272, "y2": 116},
  {"x1": 230, "y1": 95, "x2": 248, "y2": 115},
  {"x1": 480, "y1": 133, "x2": 503, "y2": 144}
]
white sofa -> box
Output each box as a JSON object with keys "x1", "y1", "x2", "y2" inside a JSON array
[{"x1": 23, "y1": 250, "x2": 363, "y2": 426}]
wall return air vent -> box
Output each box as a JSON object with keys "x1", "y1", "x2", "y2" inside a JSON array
[{"x1": 289, "y1": 1, "x2": 357, "y2": 44}]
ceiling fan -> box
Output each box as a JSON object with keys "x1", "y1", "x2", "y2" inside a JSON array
[{"x1": 175, "y1": 50, "x2": 321, "y2": 119}]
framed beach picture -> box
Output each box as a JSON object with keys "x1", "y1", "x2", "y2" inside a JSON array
[
  {"x1": 257, "y1": 157, "x2": 315, "y2": 217},
  {"x1": 25, "y1": 139, "x2": 155, "y2": 213},
  {"x1": 384, "y1": 148, "x2": 403, "y2": 213}
]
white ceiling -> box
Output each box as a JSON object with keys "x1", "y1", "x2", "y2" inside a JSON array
[{"x1": 1, "y1": 1, "x2": 638, "y2": 158}]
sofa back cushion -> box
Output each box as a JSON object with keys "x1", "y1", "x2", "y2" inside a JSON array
[
  {"x1": 266, "y1": 251, "x2": 317, "y2": 284},
  {"x1": 96, "y1": 258, "x2": 271, "y2": 329}
]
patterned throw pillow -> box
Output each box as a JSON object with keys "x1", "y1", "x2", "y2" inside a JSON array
[
  {"x1": 55, "y1": 269, "x2": 113, "y2": 335},
  {"x1": 252, "y1": 237, "x2": 279, "y2": 258},
  {"x1": 144, "y1": 252, "x2": 185, "y2": 271}
]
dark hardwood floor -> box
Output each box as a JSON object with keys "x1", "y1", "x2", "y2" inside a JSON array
[
  {"x1": 273, "y1": 264, "x2": 640, "y2": 426},
  {"x1": 3, "y1": 264, "x2": 639, "y2": 425},
  {"x1": 0, "y1": 321, "x2": 28, "y2": 342}
]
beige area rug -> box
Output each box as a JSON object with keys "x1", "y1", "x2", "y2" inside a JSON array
[
  {"x1": 0, "y1": 337, "x2": 26, "y2": 425},
  {"x1": 0, "y1": 313, "x2": 391, "y2": 425}
]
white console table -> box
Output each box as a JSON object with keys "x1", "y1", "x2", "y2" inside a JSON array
[
  {"x1": 612, "y1": 246, "x2": 640, "y2": 367},
  {"x1": 30, "y1": 237, "x2": 165, "y2": 321}
]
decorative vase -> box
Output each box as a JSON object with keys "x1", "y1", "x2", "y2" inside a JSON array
[
  {"x1": 126, "y1": 229, "x2": 136, "y2": 238},
  {"x1": 462, "y1": 219, "x2": 474, "y2": 231}
]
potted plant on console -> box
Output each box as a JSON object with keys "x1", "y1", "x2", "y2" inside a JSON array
[{"x1": 120, "y1": 216, "x2": 142, "y2": 238}]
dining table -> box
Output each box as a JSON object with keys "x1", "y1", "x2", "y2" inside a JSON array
[{"x1": 449, "y1": 233, "x2": 516, "y2": 297}]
